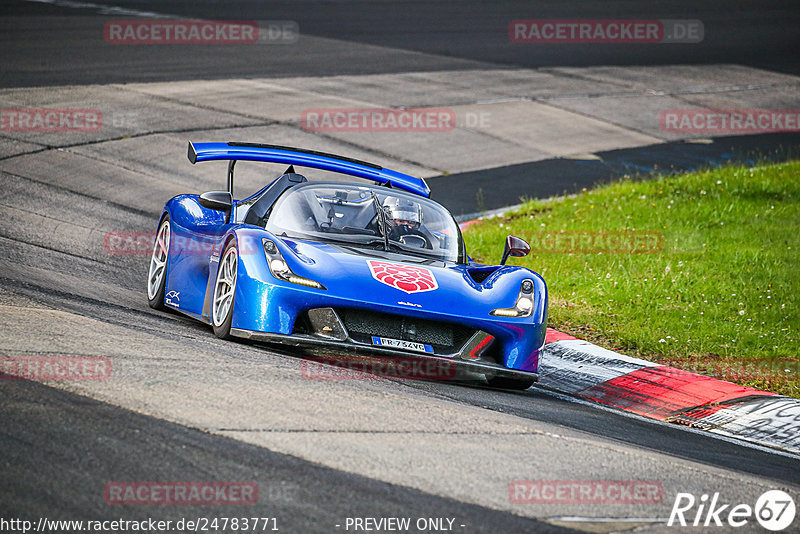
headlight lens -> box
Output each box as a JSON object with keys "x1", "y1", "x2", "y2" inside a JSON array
[
  {"x1": 263, "y1": 239, "x2": 326, "y2": 290},
  {"x1": 491, "y1": 279, "x2": 535, "y2": 318},
  {"x1": 270, "y1": 259, "x2": 289, "y2": 274},
  {"x1": 516, "y1": 297, "x2": 533, "y2": 313}
]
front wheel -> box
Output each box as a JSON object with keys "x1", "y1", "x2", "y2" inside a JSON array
[
  {"x1": 487, "y1": 376, "x2": 536, "y2": 390},
  {"x1": 147, "y1": 216, "x2": 171, "y2": 309},
  {"x1": 212, "y1": 240, "x2": 238, "y2": 339}
]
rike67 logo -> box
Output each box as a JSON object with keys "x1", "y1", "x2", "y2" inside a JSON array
[
  {"x1": 669, "y1": 490, "x2": 795, "y2": 531},
  {"x1": 367, "y1": 260, "x2": 438, "y2": 294}
]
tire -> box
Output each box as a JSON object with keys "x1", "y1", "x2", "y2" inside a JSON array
[
  {"x1": 147, "y1": 215, "x2": 171, "y2": 310},
  {"x1": 212, "y1": 239, "x2": 238, "y2": 339},
  {"x1": 487, "y1": 376, "x2": 536, "y2": 391}
]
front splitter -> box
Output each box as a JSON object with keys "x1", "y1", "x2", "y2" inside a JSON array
[{"x1": 230, "y1": 328, "x2": 538, "y2": 382}]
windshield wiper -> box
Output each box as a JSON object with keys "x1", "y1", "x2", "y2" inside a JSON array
[{"x1": 370, "y1": 191, "x2": 389, "y2": 252}]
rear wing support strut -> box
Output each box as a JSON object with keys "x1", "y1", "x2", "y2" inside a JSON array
[{"x1": 227, "y1": 160, "x2": 236, "y2": 197}]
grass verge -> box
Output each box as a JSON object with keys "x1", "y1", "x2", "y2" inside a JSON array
[{"x1": 464, "y1": 161, "x2": 799, "y2": 397}]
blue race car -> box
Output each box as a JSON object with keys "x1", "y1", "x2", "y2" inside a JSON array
[{"x1": 147, "y1": 142, "x2": 547, "y2": 389}]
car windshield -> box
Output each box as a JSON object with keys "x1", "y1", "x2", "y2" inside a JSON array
[{"x1": 266, "y1": 182, "x2": 461, "y2": 262}]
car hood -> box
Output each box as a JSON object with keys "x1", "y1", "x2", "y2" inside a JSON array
[{"x1": 279, "y1": 237, "x2": 543, "y2": 318}]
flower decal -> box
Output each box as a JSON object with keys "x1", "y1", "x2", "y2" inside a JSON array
[{"x1": 367, "y1": 260, "x2": 438, "y2": 294}]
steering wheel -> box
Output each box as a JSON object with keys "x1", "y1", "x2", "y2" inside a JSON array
[{"x1": 398, "y1": 233, "x2": 431, "y2": 249}]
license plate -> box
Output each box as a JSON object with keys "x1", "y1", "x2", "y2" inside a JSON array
[{"x1": 371, "y1": 336, "x2": 433, "y2": 354}]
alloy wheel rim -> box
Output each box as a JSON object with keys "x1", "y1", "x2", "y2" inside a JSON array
[
  {"x1": 147, "y1": 220, "x2": 170, "y2": 300},
  {"x1": 212, "y1": 246, "x2": 238, "y2": 326}
]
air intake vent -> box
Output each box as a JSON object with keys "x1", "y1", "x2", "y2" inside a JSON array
[
  {"x1": 467, "y1": 266, "x2": 499, "y2": 284},
  {"x1": 337, "y1": 308, "x2": 475, "y2": 354}
]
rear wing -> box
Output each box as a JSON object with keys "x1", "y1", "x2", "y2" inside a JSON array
[{"x1": 188, "y1": 141, "x2": 431, "y2": 198}]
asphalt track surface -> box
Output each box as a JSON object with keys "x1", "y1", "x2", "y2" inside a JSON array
[
  {"x1": 2, "y1": 0, "x2": 800, "y2": 87},
  {"x1": 1, "y1": 380, "x2": 569, "y2": 533},
  {"x1": 436, "y1": 132, "x2": 800, "y2": 217},
  {"x1": 115, "y1": 0, "x2": 799, "y2": 72},
  {"x1": 1, "y1": 1, "x2": 799, "y2": 533}
]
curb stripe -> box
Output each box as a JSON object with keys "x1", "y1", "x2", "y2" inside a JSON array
[
  {"x1": 540, "y1": 329, "x2": 798, "y2": 454},
  {"x1": 545, "y1": 328, "x2": 577, "y2": 344},
  {"x1": 577, "y1": 366, "x2": 775, "y2": 419}
]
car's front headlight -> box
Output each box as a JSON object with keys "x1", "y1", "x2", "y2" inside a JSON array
[
  {"x1": 491, "y1": 279, "x2": 535, "y2": 317},
  {"x1": 263, "y1": 239, "x2": 326, "y2": 289}
]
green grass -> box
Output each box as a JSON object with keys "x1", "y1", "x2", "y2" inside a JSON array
[{"x1": 464, "y1": 161, "x2": 800, "y2": 397}]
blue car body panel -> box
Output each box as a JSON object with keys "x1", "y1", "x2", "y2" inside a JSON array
[{"x1": 156, "y1": 143, "x2": 548, "y2": 375}]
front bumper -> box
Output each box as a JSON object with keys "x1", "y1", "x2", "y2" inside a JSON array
[
  {"x1": 231, "y1": 273, "x2": 545, "y2": 373},
  {"x1": 230, "y1": 307, "x2": 538, "y2": 382}
]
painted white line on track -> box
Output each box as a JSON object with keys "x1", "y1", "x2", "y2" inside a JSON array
[
  {"x1": 548, "y1": 516, "x2": 668, "y2": 523},
  {"x1": 25, "y1": 0, "x2": 167, "y2": 18}
]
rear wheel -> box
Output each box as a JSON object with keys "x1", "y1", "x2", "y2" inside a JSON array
[
  {"x1": 147, "y1": 216, "x2": 170, "y2": 309},
  {"x1": 212, "y1": 240, "x2": 238, "y2": 339},
  {"x1": 487, "y1": 376, "x2": 536, "y2": 390}
]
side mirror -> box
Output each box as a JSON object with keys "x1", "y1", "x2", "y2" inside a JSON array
[
  {"x1": 501, "y1": 235, "x2": 530, "y2": 265},
  {"x1": 199, "y1": 191, "x2": 233, "y2": 212}
]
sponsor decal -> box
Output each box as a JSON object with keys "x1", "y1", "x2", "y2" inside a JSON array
[
  {"x1": 165, "y1": 291, "x2": 180, "y2": 307},
  {"x1": 367, "y1": 260, "x2": 438, "y2": 294}
]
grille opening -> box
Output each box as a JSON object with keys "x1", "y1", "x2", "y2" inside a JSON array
[{"x1": 337, "y1": 308, "x2": 475, "y2": 355}]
